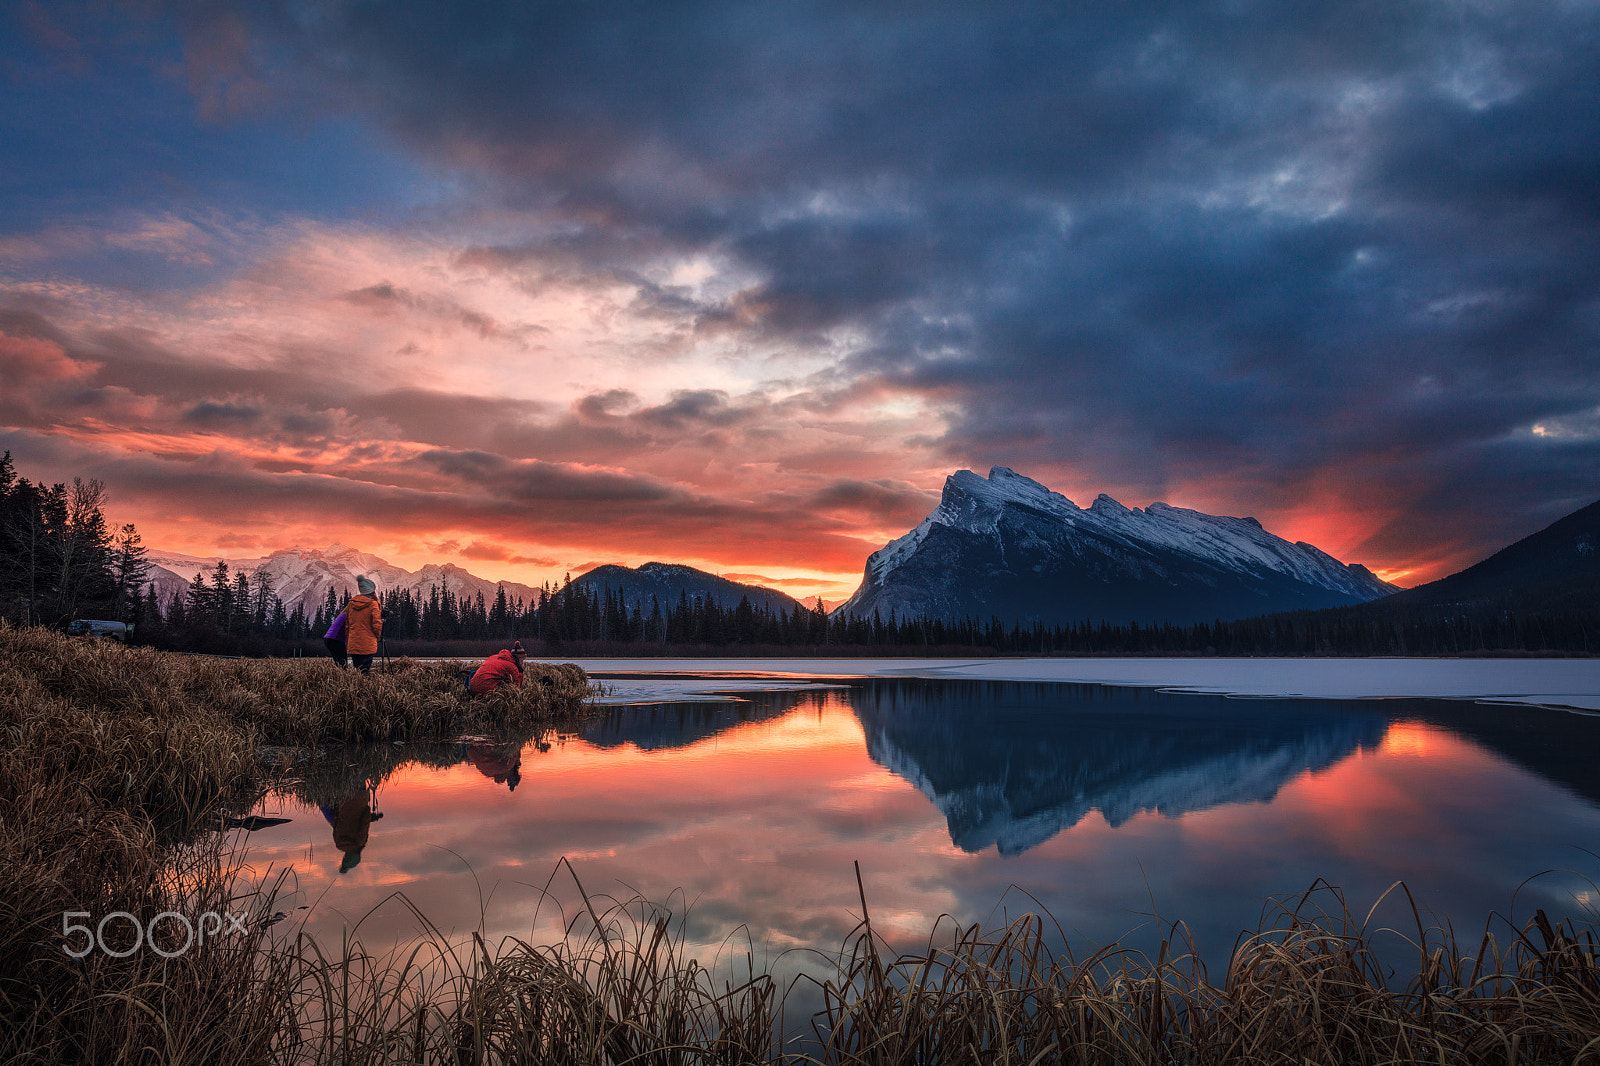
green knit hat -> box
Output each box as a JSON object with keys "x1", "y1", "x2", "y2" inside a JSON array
[{"x1": 356, "y1": 574, "x2": 376, "y2": 596}]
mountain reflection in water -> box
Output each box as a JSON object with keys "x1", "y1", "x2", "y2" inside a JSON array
[
  {"x1": 578, "y1": 700, "x2": 798, "y2": 751},
  {"x1": 236, "y1": 675, "x2": 1600, "y2": 1000},
  {"x1": 851, "y1": 680, "x2": 1389, "y2": 855},
  {"x1": 258, "y1": 680, "x2": 1595, "y2": 874},
  {"x1": 567, "y1": 681, "x2": 1392, "y2": 856}
]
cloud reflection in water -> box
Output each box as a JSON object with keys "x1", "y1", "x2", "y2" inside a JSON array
[{"x1": 240, "y1": 681, "x2": 1600, "y2": 981}]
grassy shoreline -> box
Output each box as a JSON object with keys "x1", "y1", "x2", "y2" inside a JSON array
[
  {"x1": 0, "y1": 623, "x2": 593, "y2": 1063},
  {"x1": 5, "y1": 622, "x2": 1600, "y2": 1063}
]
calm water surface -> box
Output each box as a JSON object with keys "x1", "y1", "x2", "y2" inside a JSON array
[{"x1": 243, "y1": 677, "x2": 1600, "y2": 983}]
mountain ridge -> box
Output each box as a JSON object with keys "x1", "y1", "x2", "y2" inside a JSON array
[
  {"x1": 838, "y1": 467, "x2": 1395, "y2": 626},
  {"x1": 571, "y1": 562, "x2": 805, "y2": 616},
  {"x1": 1378, "y1": 498, "x2": 1600, "y2": 612}
]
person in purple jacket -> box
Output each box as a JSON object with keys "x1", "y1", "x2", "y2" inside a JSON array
[{"x1": 323, "y1": 609, "x2": 349, "y2": 667}]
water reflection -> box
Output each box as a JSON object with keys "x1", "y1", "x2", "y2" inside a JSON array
[
  {"x1": 462, "y1": 740, "x2": 526, "y2": 791},
  {"x1": 319, "y1": 791, "x2": 383, "y2": 873},
  {"x1": 240, "y1": 680, "x2": 1600, "y2": 989},
  {"x1": 578, "y1": 700, "x2": 798, "y2": 751},
  {"x1": 853, "y1": 680, "x2": 1388, "y2": 854}
]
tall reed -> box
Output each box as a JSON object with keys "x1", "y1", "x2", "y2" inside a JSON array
[
  {"x1": 205, "y1": 869, "x2": 1600, "y2": 1065},
  {"x1": 282, "y1": 880, "x2": 779, "y2": 1065},
  {"x1": 806, "y1": 877, "x2": 1600, "y2": 1065}
]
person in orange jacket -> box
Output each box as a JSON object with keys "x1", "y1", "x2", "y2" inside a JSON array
[
  {"x1": 333, "y1": 574, "x2": 383, "y2": 674},
  {"x1": 469, "y1": 640, "x2": 525, "y2": 695}
]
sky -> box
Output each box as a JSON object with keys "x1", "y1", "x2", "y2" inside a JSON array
[{"x1": 2, "y1": 0, "x2": 1597, "y2": 599}]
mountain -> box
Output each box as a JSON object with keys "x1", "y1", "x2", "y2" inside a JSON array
[
  {"x1": 572, "y1": 562, "x2": 804, "y2": 615},
  {"x1": 1377, "y1": 498, "x2": 1600, "y2": 613},
  {"x1": 145, "y1": 544, "x2": 543, "y2": 618},
  {"x1": 837, "y1": 467, "x2": 1394, "y2": 626}
]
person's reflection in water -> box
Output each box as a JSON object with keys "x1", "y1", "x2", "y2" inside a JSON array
[
  {"x1": 319, "y1": 791, "x2": 383, "y2": 873},
  {"x1": 462, "y1": 740, "x2": 523, "y2": 791}
]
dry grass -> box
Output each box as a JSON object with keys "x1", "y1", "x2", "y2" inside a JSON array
[
  {"x1": 184, "y1": 867, "x2": 1599, "y2": 1066},
  {"x1": 281, "y1": 866, "x2": 779, "y2": 1065},
  {"x1": 805, "y1": 873, "x2": 1600, "y2": 1065},
  {"x1": 1, "y1": 622, "x2": 592, "y2": 747},
  {"x1": 0, "y1": 622, "x2": 593, "y2": 1064},
  {"x1": 0, "y1": 826, "x2": 298, "y2": 1066}
]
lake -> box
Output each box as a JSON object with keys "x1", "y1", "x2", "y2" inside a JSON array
[{"x1": 240, "y1": 667, "x2": 1600, "y2": 1004}]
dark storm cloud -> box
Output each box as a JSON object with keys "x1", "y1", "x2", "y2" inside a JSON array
[
  {"x1": 183, "y1": 400, "x2": 265, "y2": 427},
  {"x1": 810, "y1": 478, "x2": 937, "y2": 524},
  {"x1": 415, "y1": 449, "x2": 678, "y2": 504},
  {"x1": 633, "y1": 390, "x2": 742, "y2": 430},
  {"x1": 9, "y1": 0, "x2": 1600, "y2": 575}
]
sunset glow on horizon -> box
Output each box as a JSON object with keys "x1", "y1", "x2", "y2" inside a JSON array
[{"x1": 5, "y1": 2, "x2": 1597, "y2": 596}]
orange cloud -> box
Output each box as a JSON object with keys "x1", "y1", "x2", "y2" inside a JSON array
[{"x1": 0, "y1": 330, "x2": 97, "y2": 387}]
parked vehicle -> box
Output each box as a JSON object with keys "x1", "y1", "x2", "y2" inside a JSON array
[{"x1": 65, "y1": 619, "x2": 131, "y2": 642}]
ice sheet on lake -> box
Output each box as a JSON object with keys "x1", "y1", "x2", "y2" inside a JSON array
[{"x1": 570, "y1": 656, "x2": 1600, "y2": 712}]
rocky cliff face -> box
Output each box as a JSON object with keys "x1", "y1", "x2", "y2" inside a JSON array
[{"x1": 838, "y1": 467, "x2": 1393, "y2": 625}]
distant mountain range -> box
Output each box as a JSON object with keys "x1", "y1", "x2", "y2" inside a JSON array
[
  {"x1": 144, "y1": 546, "x2": 804, "y2": 621},
  {"x1": 837, "y1": 467, "x2": 1395, "y2": 626},
  {"x1": 151, "y1": 469, "x2": 1595, "y2": 635},
  {"x1": 145, "y1": 544, "x2": 545, "y2": 618}
]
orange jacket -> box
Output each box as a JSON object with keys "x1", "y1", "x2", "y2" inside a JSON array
[
  {"x1": 340, "y1": 595, "x2": 383, "y2": 655},
  {"x1": 469, "y1": 650, "x2": 524, "y2": 694},
  {"x1": 330, "y1": 794, "x2": 374, "y2": 852}
]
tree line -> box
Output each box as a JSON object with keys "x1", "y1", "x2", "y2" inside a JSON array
[{"x1": 0, "y1": 452, "x2": 152, "y2": 629}]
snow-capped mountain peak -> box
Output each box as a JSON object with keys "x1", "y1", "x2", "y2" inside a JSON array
[{"x1": 840, "y1": 466, "x2": 1394, "y2": 625}]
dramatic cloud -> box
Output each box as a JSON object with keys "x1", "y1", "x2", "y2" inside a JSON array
[{"x1": 2, "y1": 0, "x2": 1597, "y2": 590}]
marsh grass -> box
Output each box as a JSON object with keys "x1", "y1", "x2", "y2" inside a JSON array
[
  {"x1": 2, "y1": 623, "x2": 591, "y2": 747},
  {"x1": 805, "y1": 873, "x2": 1600, "y2": 1065},
  {"x1": 197, "y1": 864, "x2": 1600, "y2": 1066},
  {"x1": 281, "y1": 864, "x2": 780, "y2": 1066},
  {"x1": 0, "y1": 796, "x2": 300, "y2": 1066},
  {"x1": 0, "y1": 622, "x2": 593, "y2": 1064}
]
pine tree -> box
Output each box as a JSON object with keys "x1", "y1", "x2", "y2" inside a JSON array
[
  {"x1": 185, "y1": 570, "x2": 212, "y2": 628},
  {"x1": 108, "y1": 524, "x2": 150, "y2": 623},
  {"x1": 207, "y1": 561, "x2": 232, "y2": 632},
  {"x1": 251, "y1": 569, "x2": 275, "y2": 629}
]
